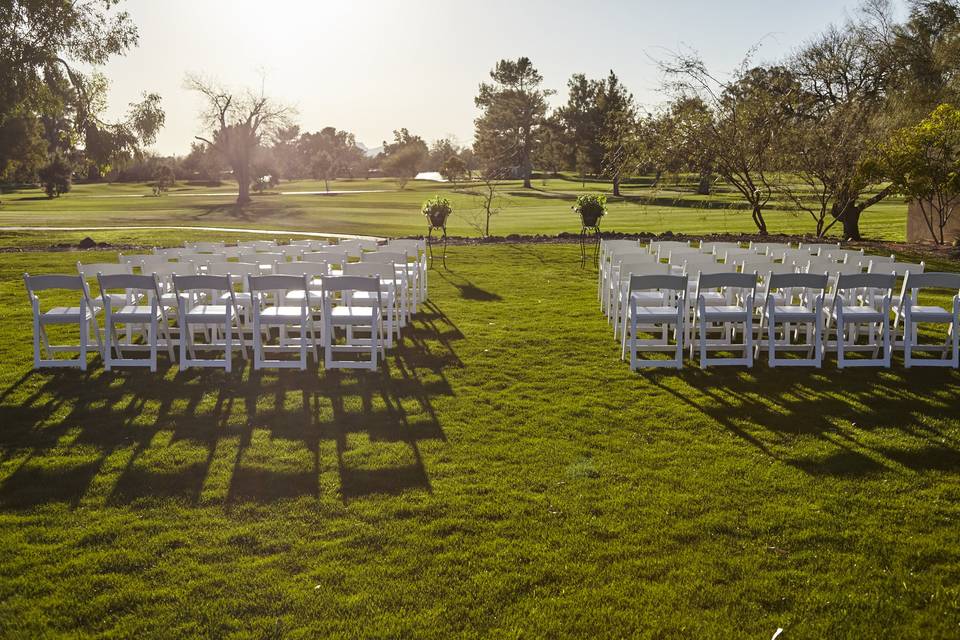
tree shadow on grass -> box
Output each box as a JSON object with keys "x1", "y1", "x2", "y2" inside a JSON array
[
  {"x1": 645, "y1": 364, "x2": 960, "y2": 477},
  {"x1": 0, "y1": 305, "x2": 461, "y2": 508},
  {"x1": 434, "y1": 269, "x2": 502, "y2": 302}
]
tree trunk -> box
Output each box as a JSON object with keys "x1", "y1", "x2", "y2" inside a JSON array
[
  {"x1": 697, "y1": 170, "x2": 712, "y2": 195},
  {"x1": 236, "y1": 164, "x2": 251, "y2": 205},
  {"x1": 752, "y1": 205, "x2": 768, "y2": 235},
  {"x1": 612, "y1": 176, "x2": 621, "y2": 197},
  {"x1": 653, "y1": 170, "x2": 662, "y2": 188},
  {"x1": 836, "y1": 202, "x2": 862, "y2": 241}
]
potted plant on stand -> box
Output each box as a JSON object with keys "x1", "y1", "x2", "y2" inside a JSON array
[
  {"x1": 573, "y1": 194, "x2": 606, "y2": 265},
  {"x1": 422, "y1": 195, "x2": 452, "y2": 266}
]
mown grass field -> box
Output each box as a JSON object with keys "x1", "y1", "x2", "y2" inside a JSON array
[
  {"x1": 0, "y1": 176, "x2": 910, "y2": 241},
  {"x1": 1, "y1": 230, "x2": 959, "y2": 637}
]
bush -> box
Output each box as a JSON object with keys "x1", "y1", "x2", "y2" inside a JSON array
[
  {"x1": 38, "y1": 155, "x2": 73, "y2": 198},
  {"x1": 151, "y1": 164, "x2": 176, "y2": 196},
  {"x1": 422, "y1": 195, "x2": 452, "y2": 228}
]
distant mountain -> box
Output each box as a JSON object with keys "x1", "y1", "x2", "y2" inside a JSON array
[{"x1": 356, "y1": 142, "x2": 382, "y2": 158}]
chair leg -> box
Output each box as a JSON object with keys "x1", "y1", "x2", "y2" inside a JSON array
[
  {"x1": 80, "y1": 315, "x2": 88, "y2": 371},
  {"x1": 149, "y1": 316, "x2": 158, "y2": 373}
]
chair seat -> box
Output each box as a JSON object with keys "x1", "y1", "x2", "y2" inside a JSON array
[
  {"x1": 41, "y1": 307, "x2": 96, "y2": 323},
  {"x1": 833, "y1": 306, "x2": 886, "y2": 323},
  {"x1": 702, "y1": 305, "x2": 750, "y2": 320},
  {"x1": 907, "y1": 305, "x2": 953, "y2": 323},
  {"x1": 632, "y1": 306, "x2": 683, "y2": 320},
  {"x1": 183, "y1": 305, "x2": 230, "y2": 320},
  {"x1": 110, "y1": 305, "x2": 164, "y2": 322},
  {"x1": 259, "y1": 306, "x2": 306, "y2": 321},
  {"x1": 770, "y1": 305, "x2": 817, "y2": 322},
  {"x1": 329, "y1": 306, "x2": 380, "y2": 324}
]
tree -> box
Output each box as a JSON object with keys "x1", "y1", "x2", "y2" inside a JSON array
[
  {"x1": 298, "y1": 127, "x2": 366, "y2": 183},
  {"x1": 428, "y1": 138, "x2": 460, "y2": 171},
  {"x1": 464, "y1": 171, "x2": 507, "y2": 237},
  {"x1": 440, "y1": 155, "x2": 467, "y2": 187},
  {"x1": 596, "y1": 71, "x2": 636, "y2": 196},
  {"x1": 151, "y1": 163, "x2": 175, "y2": 196},
  {"x1": 534, "y1": 114, "x2": 569, "y2": 180},
  {"x1": 38, "y1": 154, "x2": 72, "y2": 198},
  {"x1": 271, "y1": 125, "x2": 301, "y2": 180},
  {"x1": 558, "y1": 74, "x2": 605, "y2": 175},
  {"x1": 662, "y1": 53, "x2": 798, "y2": 234},
  {"x1": 181, "y1": 141, "x2": 225, "y2": 183},
  {"x1": 474, "y1": 57, "x2": 553, "y2": 188},
  {"x1": 0, "y1": 1, "x2": 164, "y2": 177},
  {"x1": 379, "y1": 128, "x2": 428, "y2": 188},
  {"x1": 875, "y1": 103, "x2": 960, "y2": 244},
  {"x1": 784, "y1": 15, "x2": 897, "y2": 240},
  {"x1": 187, "y1": 75, "x2": 293, "y2": 205}
]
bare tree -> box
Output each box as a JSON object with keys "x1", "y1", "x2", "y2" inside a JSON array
[
  {"x1": 186, "y1": 75, "x2": 293, "y2": 205},
  {"x1": 464, "y1": 169, "x2": 508, "y2": 237},
  {"x1": 660, "y1": 48, "x2": 796, "y2": 234}
]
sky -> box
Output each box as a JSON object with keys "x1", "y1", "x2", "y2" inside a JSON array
[{"x1": 97, "y1": 0, "x2": 907, "y2": 155}]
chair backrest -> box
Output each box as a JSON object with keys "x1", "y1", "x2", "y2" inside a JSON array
[
  {"x1": 24, "y1": 273, "x2": 87, "y2": 293},
  {"x1": 664, "y1": 247, "x2": 700, "y2": 263},
  {"x1": 902, "y1": 271, "x2": 960, "y2": 294},
  {"x1": 289, "y1": 239, "x2": 330, "y2": 249},
  {"x1": 269, "y1": 261, "x2": 328, "y2": 285},
  {"x1": 302, "y1": 251, "x2": 347, "y2": 265},
  {"x1": 697, "y1": 271, "x2": 758, "y2": 292},
  {"x1": 835, "y1": 272, "x2": 896, "y2": 293},
  {"x1": 343, "y1": 262, "x2": 392, "y2": 278},
  {"x1": 77, "y1": 262, "x2": 131, "y2": 279},
  {"x1": 322, "y1": 275, "x2": 381, "y2": 294},
  {"x1": 627, "y1": 274, "x2": 688, "y2": 296},
  {"x1": 681, "y1": 256, "x2": 721, "y2": 273},
  {"x1": 722, "y1": 249, "x2": 755, "y2": 262},
  {"x1": 767, "y1": 272, "x2": 829, "y2": 292},
  {"x1": 614, "y1": 252, "x2": 658, "y2": 268},
  {"x1": 869, "y1": 260, "x2": 924, "y2": 277},
  {"x1": 186, "y1": 241, "x2": 225, "y2": 252},
  {"x1": 97, "y1": 273, "x2": 162, "y2": 304},
  {"x1": 609, "y1": 247, "x2": 650, "y2": 263},
  {"x1": 173, "y1": 274, "x2": 232, "y2": 294},
  {"x1": 801, "y1": 242, "x2": 841, "y2": 255},
  {"x1": 280, "y1": 246, "x2": 305, "y2": 259},
  {"x1": 247, "y1": 274, "x2": 308, "y2": 294}
]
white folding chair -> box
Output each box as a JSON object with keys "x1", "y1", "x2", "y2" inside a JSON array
[
  {"x1": 692, "y1": 272, "x2": 758, "y2": 368},
  {"x1": 173, "y1": 274, "x2": 247, "y2": 371},
  {"x1": 898, "y1": 272, "x2": 960, "y2": 368},
  {"x1": 759, "y1": 272, "x2": 828, "y2": 367},
  {"x1": 97, "y1": 273, "x2": 175, "y2": 371},
  {"x1": 344, "y1": 262, "x2": 401, "y2": 347},
  {"x1": 247, "y1": 274, "x2": 317, "y2": 370},
  {"x1": 827, "y1": 272, "x2": 896, "y2": 368},
  {"x1": 24, "y1": 274, "x2": 103, "y2": 370},
  {"x1": 387, "y1": 239, "x2": 428, "y2": 305},
  {"x1": 623, "y1": 274, "x2": 688, "y2": 370},
  {"x1": 363, "y1": 251, "x2": 412, "y2": 325},
  {"x1": 613, "y1": 261, "x2": 671, "y2": 339},
  {"x1": 321, "y1": 275, "x2": 385, "y2": 371},
  {"x1": 77, "y1": 262, "x2": 134, "y2": 312}
]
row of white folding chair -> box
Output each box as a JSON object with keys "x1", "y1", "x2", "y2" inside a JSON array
[
  {"x1": 621, "y1": 269, "x2": 960, "y2": 369},
  {"x1": 25, "y1": 271, "x2": 388, "y2": 372}
]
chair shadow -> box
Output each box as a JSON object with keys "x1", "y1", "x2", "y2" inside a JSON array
[
  {"x1": 644, "y1": 364, "x2": 960, "y2": 477},
  {"x1": 0, "y1": 306, "x2": 461, "y2": 508}
]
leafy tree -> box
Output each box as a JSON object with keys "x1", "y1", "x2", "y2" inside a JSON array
[
  {"x1": 558, "y1": 74, "x2": 605, "y2": 175},
  {"x1": 38, "y1": 154, "x2": 72, "y2": 198},
  {"x1": 440, "y1": 155, "x2": 467, "y2": 187},
  {"x1": 181, "y1": 141, "x2": 225, "y2": 183},
  {"x1": 298, "y1": 127, "x2": 366, "y2": 182},
  {"x1": 875, "y1": 103, "x2": 960, "y2": 244},
  {"x1": 187, "y1": 75, "x2": 293, "y2": 205},
  {"x1": 784, "y1": 16, "x2": 897, "y2": 239},
  {"x1": 474, "y1": 57, "x2": 553, "y2": 188},
  {"x1": 379, "y1": 129, "x2": 428, "y2": 188},
  {"x1": 271, "y1": 125, "x2": 301, "y2": 180},
  {"x1": 0, "y1": 1, "x2": 164, "y2": 175},
  {"x1": 534, "y1": 114, "x2": 569, "y2": 180},
  {"x1": 428, "y1": 138, "x2": 460, "y2": 171},
  {"x1": 596, "y1": 71, "x2": 636, "y2": 196},
  {"x1": 0, "y1": 110, "x2": 46, "y2": 183}
]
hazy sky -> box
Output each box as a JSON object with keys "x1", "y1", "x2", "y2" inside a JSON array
[{"x1": 97, "y1": 0, "x2": 905, "y2": 155}]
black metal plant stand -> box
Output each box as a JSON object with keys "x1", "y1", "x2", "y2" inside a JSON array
[
  {"x1": 427, "y1": 224, "x2": 447, "y2": 268},
  {"x1": 580, "y1": 224, "x2": 601, "y2": 267}
]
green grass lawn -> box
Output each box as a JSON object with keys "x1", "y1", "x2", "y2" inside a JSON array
[
  {"x1": 1, "y1": 234, "x2": 959, "y2": 637},
  {"x1": 0, "y1": 176, "x2": 910, "y2": 241}
]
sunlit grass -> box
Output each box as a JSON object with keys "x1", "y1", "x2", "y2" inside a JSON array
[{"x1": 0, "y1": 238, "x2": 958, "y2": 636}]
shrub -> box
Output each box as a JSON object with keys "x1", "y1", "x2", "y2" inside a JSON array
[
  {"x1": 38, "y1": 155, "x2": 73, "y2": 198},
  {"x1": 151, "y1": 164, "x2": 176, "y2": 196}
]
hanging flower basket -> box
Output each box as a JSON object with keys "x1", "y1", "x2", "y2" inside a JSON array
[
  {"x1": 573, "y1": 194, "x2": 607, "y2": 227},
  {"x1": 422, "y1": 196, "x2": 452, "y2": 229}
]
